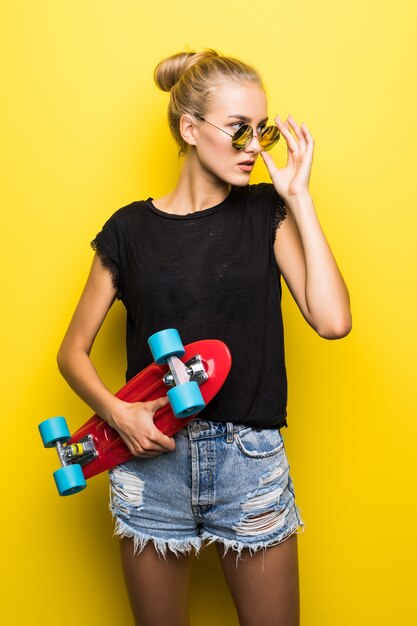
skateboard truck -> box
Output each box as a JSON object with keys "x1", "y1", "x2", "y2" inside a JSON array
[
  {"x1": 163, "y1": 354, "x2": 208, "y2": 387},
  {"x1": 56, "y1": 434, "x2": 98, "y2": 468},
  {"x1": 147, "y1": 329, "x2": 207, "y2": 419}
]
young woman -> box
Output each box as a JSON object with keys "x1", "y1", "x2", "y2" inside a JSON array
[{"x1": 57, "y1": 49, "x2": 351, "y2": 626}]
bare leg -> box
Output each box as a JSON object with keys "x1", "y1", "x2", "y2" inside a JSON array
[
  {"x1": 120, "y1": 537, "x2": 195, "y2": 626},
  {"x1": 215, "y1": 534, "x2": 300, "y2": 626}
]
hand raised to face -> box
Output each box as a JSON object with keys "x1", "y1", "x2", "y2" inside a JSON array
[{"x1": 261, "y1": 115, "x2": 315, "y2": 202}]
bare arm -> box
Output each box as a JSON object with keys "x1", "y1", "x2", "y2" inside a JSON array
[
  {"x1": 57, "y1": 253, "x2": 175, "y2": 456},
  {"x1": 262, "y1": 115, "x2": 352, "y2": 339},
  {"x1": 273, "y1": 194, "x2": 352, "y2": 338}
]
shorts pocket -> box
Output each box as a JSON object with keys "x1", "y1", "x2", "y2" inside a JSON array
[{"x1": 234, "y1": 427, "x2": 284, "y2": 459}]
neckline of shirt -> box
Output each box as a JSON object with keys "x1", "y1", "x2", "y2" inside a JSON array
[{"x1": 145, "y1": 186, "x2": 237, "y2": 220}]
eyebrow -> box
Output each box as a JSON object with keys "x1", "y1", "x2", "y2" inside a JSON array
[{"x1": 227, "y1": 114, "x2": 269, "y2": 124}]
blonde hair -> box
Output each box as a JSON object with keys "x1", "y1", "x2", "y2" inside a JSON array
[{"x1": 154, "y1": 49, "x2": 263, "y2": 154}]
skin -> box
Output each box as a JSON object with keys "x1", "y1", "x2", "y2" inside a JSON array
[{"x1": 57, "y1": 79, "x2": 351, "y2": 625}]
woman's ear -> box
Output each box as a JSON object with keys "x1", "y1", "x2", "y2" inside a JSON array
[{"x1": 180, "y1": 114, "x2": 198, "y2": 148}]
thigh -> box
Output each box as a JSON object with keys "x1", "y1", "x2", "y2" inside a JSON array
[
  {"x1": 120, "y1": 537, "x2": 194, "y2": 626},
  {"x1": 216, "y1": 534, "x2": 300, "y2": 626}
]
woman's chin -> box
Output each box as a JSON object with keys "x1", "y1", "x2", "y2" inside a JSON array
[{"x1": 231, "y1": 172, "x2": 252, "y2": 186}]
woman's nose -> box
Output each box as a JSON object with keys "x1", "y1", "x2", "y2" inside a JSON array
[{"x1": 244, "y1": 134, "x2": 262, "y2": 154}]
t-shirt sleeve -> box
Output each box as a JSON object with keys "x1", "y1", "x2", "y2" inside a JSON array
[
  {"x1": 247, "y1": 183, "x2": 287, "y2": 244},
  {"x1": 90, "y1": 213, "x2": 123, "y2": 300},
  {"x1": 270, "y1": 188, "x2": 287, "y2": 243}
]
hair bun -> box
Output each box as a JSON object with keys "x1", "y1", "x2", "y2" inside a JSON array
[
  {"x1": 154, "y1": 49, "x2": 219, "y2": 91},
  {"x1": 153, "y1": 49, "x2": 261, "y2": 155}
]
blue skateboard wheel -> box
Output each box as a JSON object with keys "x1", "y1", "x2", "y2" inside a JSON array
[
  {"x1": 167, "y1": 381, "x2": 206, "y2": 418},
  {"x1": 148, "y1": 328, "x2": 185, "y2": 364},
  {"x1": 39, "y1": 416, "x2": 71, "y2": 448},
  {"x1": 53, "y1": 464, "x2": 87, "y2": 496}
]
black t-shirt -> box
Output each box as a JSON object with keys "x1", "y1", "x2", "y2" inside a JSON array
[{"x1": 91, "y1": 183, "x2": 288, "y2": 428}]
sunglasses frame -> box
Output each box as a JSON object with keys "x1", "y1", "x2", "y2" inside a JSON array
[{"x1": 196, "y1": 116, "x2": 280, "y2": 151}]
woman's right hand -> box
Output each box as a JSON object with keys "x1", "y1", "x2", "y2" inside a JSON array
[{"x1": 108, "y1": 396, "x2": 176, "y2": 458}]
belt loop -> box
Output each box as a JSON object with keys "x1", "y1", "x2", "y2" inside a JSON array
[{"x1": 226, "y1": 422, "x2": 234, "y2": 443}]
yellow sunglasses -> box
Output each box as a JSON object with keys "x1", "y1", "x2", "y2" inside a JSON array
[{"x1": 197, "y1": 117, "x2": 280, "y2": 151}]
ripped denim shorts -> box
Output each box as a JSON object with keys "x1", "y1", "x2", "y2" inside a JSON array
[{"x1": 109, "y1": 419, "x2": 305, "y2": 559}]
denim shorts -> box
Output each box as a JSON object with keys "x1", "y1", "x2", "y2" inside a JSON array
[{"x1": 109, "y1": 419, "x2": 305, "y2": 559}]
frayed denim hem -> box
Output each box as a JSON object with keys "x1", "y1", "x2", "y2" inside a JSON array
[
  {"x1": 112, "y1": 516, "x2": 203, "y2": 560},
  {"x1": 200, "y1": 521, "x2": 306, "y2": 568}
]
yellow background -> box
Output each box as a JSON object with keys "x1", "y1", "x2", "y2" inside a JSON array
[{"x1": 1, "y1": 1, "x2": 416, "y2": 624}]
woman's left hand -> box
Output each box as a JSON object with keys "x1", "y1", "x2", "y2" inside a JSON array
[{"x1": 261, "y1": 115, "x2": 314, "y2": 202}]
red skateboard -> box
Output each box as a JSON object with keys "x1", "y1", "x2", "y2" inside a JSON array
[{"x1": 39, "y1": 329, "x2": 232, "y2": 496}]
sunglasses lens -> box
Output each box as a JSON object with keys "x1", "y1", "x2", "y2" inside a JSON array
[
  {"x1": 231, "y1": 125, "x2": 253, "y2": 150},
  {"x1": 231, "y1": 125, "x2": 280, "y2": 151},
  {"x1": 259, "y1": 126, "x2": 280, "y2": 151}
]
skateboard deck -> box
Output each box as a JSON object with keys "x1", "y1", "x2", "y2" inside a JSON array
[
  {"x1": 39, "y1": 334, "x2": 231, "y2": 495},
  {"x1": 71, "y1": 339, "x2": 231, "y2": 478}
]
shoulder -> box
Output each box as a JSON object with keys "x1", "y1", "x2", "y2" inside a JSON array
[
  {"x1": 249, "y1": 183, "x2": 285, "y2": 206},
  {"x1": 101, "y1": 200, "x2": 148, "y2": 229},
  {"x1": 236, "y1": 183, "x2": 286, "y2": 210},
  {"x1": 92, "y1": 200, "x2": 150, "y2": 252},
  {"x1": 240, "y1": 184, "x2": 287, "y2": 241}
]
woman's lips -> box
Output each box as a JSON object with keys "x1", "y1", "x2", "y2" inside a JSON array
[{"x1": 237, "y1": 160, "x2": 255, "y2": 172}]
